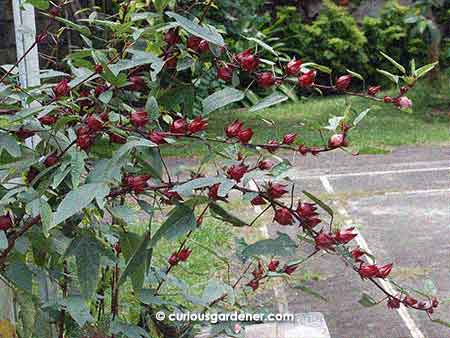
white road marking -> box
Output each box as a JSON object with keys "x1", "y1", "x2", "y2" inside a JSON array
[
  {"x1": 384, "y1": 188, "x2": 450, "y2": 196},
  {"x1": 292, "y1": 166, "x2": 450, "y2": 180},
  {"x1": 248, "y1": 179, "x2": 288, "y2": 314},
  {"x1": 319, "y1": 176, "x2": 426, "y2": 338}
]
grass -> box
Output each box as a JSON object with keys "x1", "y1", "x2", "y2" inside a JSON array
[{"x1": 163, "y1": 75, "x2": 449, "y2": 158}]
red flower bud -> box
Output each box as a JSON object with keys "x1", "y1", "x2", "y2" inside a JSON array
[
  {"x1": 335, "y1": 75, "x2": 352, "y2": 91},
  {"x1": 198, "y1": 40, "x2": 209, "y2": 53},
  {"x1": 208, "y1": 184, "x2": 220, "y2": 200},
  {"x1": 177, "y1": 248, "x2": 192, "y2": 262},
  {"x1": 247, "y1": 279, "x2": 259, "y2": 291},
  {"x1": 328, "y1": 133, "x2": 347, "y2": 149},
  {"x1": 274, "y1": 208, "x2": 293, "y2": 225},
  {"x1": 298, "y1": 70, "x2": 316, "y2": 87},
  {"x1": 26, "y1": 167, "x2": 39, "y2": 184},
  {"x1": 315, "y1": 232, "x2": 334, "y2": 250},
  {"x1": 164, "y1": 55, "x2": 178, "y2": 69},
  {"x1": 297, "y1": 202, "x2": 317, "y2": 218},
  {"x1": 403, "y1": 296, "x2": 417, "y2": 307},
  {"x1": 376, "y1": 263, "x2": 393, "y2": 279},
  {"x1": 168, "y1": 252, "x2": 179, "y2": 266},
  {"x1": 170, "y1": 118, "x2": 187, "y2": 134},
  {"x1": 128, "y1": 76, "x2": 145, "y2": 92},
  {"x1": 0, "y1": 214, "x2": 12, "y2": 231},
  {"x1": 251, "y1": 195, "x2": 266, "y2": 205},
  {"x1": 264, "y1": 140, "x2": 279, "y2": 153},
  {"x1": 44, "y1": 153, "x2": 59, "y2": 167},
  {"x1": 86, "y1": 115, "x2": 103, "y2": 131},
  {"x1": 124, "y1": 175, "x2": 150, "y2": 193},
  {"x1": 256, "y1": 72, "x2": 276, "y2": 88},
  {"x1": 227, "y1": 164, "x2": 248, "y2": 182},
  {"x1": 187, "y1": 36, "x2": 202, "y2": 52},
  {"x1": 217, "y1": 65, "x2": 233, "y2": 82},
  {"x1": 282, "y1": 133, "x2": 297, "y2": 145},
  {"x1": 283, "y1": 264, "x2": 297, "y2": 275},
  {"x1": 164, "y1": 28, "x2": 180, "y2": 46},
  {"x1": 258, "y1": 160, "x2": 274, "y2": 170},
  {"x1": 188, "y1": 117, "x2": 208, "y2": 134},
  {"x1": 298, "y1": 144, "x2": 309, "y2": 155},
  {"x1": 39, "y1": 115, "x2": 58, "y2": 125},
  {"x1": 383, "y1": 96, "x2": 393, "y2": 103},
  {"x1": 236, "y1": 49, "x2": 259, "y2": 72},
  {"x1": 268, "y1": 260, "x2": 280, "y2": 272},
  {"x1": 76, "y1": 134, "x2": 93, "y2": 150},
  {"x1": 387, "y1": 297, "x2": 401, "y2": 309},
  {"x1": 432, "y1": 298, "x2": 439, "y2": 308},
  {"x1": 237, "y1": 128, "x2": 253, "y2": 143},
  {"x1": 225, "y1": 120, "x2": 243, "y2": 138},
  {"x1": 95, "y1": 64, "x2": 103, "y2": 74},
  {"x1": 53, "y1": 79, "x2": 70, "y2": 98},
  {"x1": 15, "y1": 128, "x2": 35, "y2": 139},
  {"x1": 286, "y1": 59, "x2": 303, "y2": 76},
  {"x1": 113, "y1": 242, "x2": 121, "y2": 254},
  {"x1": 267, "y1": 182, "x2": 288, "y2": 199},
  {"x1": 334, "y1": 227, "x2": 357, "y2": 244},
  {"x1": 131, "y1": 111, "x2": 149, "y2": 127},
  {"x1": 358, "y1": 264, "x2": 379, "y2": 279},
  {"x1": 95, "y1": 85, "x2": 107, "y2": 96},
  {"x1": 350, "y1": 247, "x2": 365, "y2": 262},
  {"x1": 400, "y1": 86, "x2": 409, "y2": 95},
  {"x1": 109, "y1": 133, "x2": 127, "y2": 144},
  {"x1": 367, "y1": 86, "x2": 381, "y2": 96},
  {"x1": 49, "y1": 6, "x2": 61, "y2": 17},
  {"x1": 148, "y1": 131, "x2": 167, "y2": 145}
]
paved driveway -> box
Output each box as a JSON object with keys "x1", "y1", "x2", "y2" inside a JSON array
[{"x1": 263, "y1": 145, "x2": 450, "y2": 338}]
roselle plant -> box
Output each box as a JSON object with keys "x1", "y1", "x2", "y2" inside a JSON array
[{"x1": 0, "y1": 1, "x2": 442, "y2": 337}]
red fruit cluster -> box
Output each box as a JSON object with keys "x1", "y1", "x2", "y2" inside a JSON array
[
  {"x1": 168, "y1": 248, "x2": 192, "y2": 266},
  {"x1": 226, "y1": 164, "x2": 248, "y2": 182},
  {"x1": 297, "y1": 202, "x2": 321, "y2": 228},
  {"x1": 187, "y1": 36, "x2": 209, "y2": 54},
  {"x1": 225, "y1": 120, "x2": 253, "y2": 144},
  {"x1": 314, "y1": 227, "x2": 357, "y2": 251}
]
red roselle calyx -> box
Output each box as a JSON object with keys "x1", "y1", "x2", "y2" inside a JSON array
[
  {"x1": 264, "y1": 140, "x2": 280, "y2": 153},
  {"x1": 177, "y1": 248, "x2": 192, "y2": 262},
  {"x1": 77, "y1": 134, "x2": 93, "y2": 150},
  {"x1": 315, "y1": 232, "x2": 334, "y2": 250},
  {"x1": 282, "y1": 133, "x2": 297, "y2": 145},
  {"x1": 128, "y1": 76, "x2": 145, "y2": 92},
  {"x1": 168, "y1": 253, "x2": 179, "y2": 266},
  {"x1": 257, "y1": 72, "x2": 276, "y2": 88},
  {"x1": 53, "y1": 79, "x2": 70, "y2": 99},
  {"x1": 335, "y1": 75, "x2": 352, "y2": 91},
  {"x1": 86, "y1": 115, "x2": 103, "y2": 131},
  {"x1": 235, "y1": 49, "x2": 259, "y2": 72},
  {"x1": 328, "y1": 133, "x2": 348, "y2": 149},
  {"x1": 274, "y1": 207, "x2": 293, "y2": 225},
  {"x1": 283, "y1": 264, "x2": 297, "y2": 275},
  {"x1": 148, "y1": 131, "x2": 167, "y2": 145},
  {"x1": 367, "y1": 85, "x2": 381, "y2": 96},
  {"x1": 44, "y1": 153, "x2": 59, "y2": 167},
  {"x1": 267, "y1": 182, "x2": 288, "y2": 199},
  {"x1": 130, "y1": 111, "x2": 149, "y2": 128},
  {"x1": 124, "y1": 175, "x2": 150, "y2": 193},
  {"x1": 334, "y1": 227, "x2": 357, "y2": 244},
  {"x1": 94, "y1": 64, "x2": 103, "y2": 74},
  {"x1": 217, "y1": 65, "x2": 233, "y2": 82},
  {"x1": 164, "y1": 28, "x2": 180, "y2": 46},
  {"x1": 188, "y1": 117, "x2": 208, "y2": 134},
  {"x1": 0, "y1": 214, "x2": 13, "y2": 231},
  {"x1": 227, "y1": 164, "x2": 248, "y2": 182},
  {"x1": 251, "y1": 195, "x2": 266, "y2": 205},
  {"x1": 15, "y1": 128, "x2": 35, "y2": 139},
  {"x1": 236, "y1": 128, "x2": 253, "y2": 143},
  {"x1": 268, "y1": 260, "x2": 280, "y2": 272},
  {"x1": 247, "y1": 279, "x2": 259, "y2": 291},
  {"x1": 39, "y1": 115, "x2": 57, "y2": 125},
  {"x1": 358, "y1": 263, "x2": 393, "y2": 279},
  {"x1": 225, "y1": 120, "x2": 244, "y2": 138},
  {"x1": 170, "y1": 119, "x2": 187, "y2": 134},
  {"x1": 258, "y1": 159, "x2": 274, "y2": 170},
  {"x1": 109, "y1": 133, "x2": 127, "y2": 144},
  {"x1": 298, "y1": 70, "x2": 316, "y2": 87},
  {"x1": 285, "y1": 59, "x2": 303, "y2": 76}
]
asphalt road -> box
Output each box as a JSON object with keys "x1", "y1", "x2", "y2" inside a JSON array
[{"x1": 263, "y1": 145, "x2": 450, "y2": 338}]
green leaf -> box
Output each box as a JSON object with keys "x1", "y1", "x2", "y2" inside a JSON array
[
  {"x1": 376, "y1": 69, "x2": 399, "y2": 84},
  {"x1": 302, "y1": 62, "x2": 332, "y2": 74},
  {"x1": 0, "y1": 230, "x2": 7, "y2": 250},
  {"x1": 110, "y1": 205, "x2": 139, "y2": 225},
  {"x1": 112, "y1": 138, "x2": 155, "y2": 163},
  {"x1": 202, "y1": 87, "x2": 244, "y2": 114},
  {"x1": 66, "y1": 234, "x2": 104, "y2": 299},
  {"x1": 353, "y1": 108, "x2": 370, "y2": 126},
  {"x1": 70, "y1": 151, "x2": 86, "y2": 188},
  {"x1": 423, "y1": 279, "x2": 437, "y2": 296},
  {"x1": 111, "y1": 321, "x2": 150, "y2": 338},
  {"x1": 244, "y1": 36, "x2": 278, "y2": 56},
  {"x1": 0, "y1": 133, "x2": 21, "y2": 157},
  {"x1": 53, "y1": 183, "x2": 109, "y2": 225},
  {"x1": 249, "y1": 92, "x2": 288, "y2": 112},
  {"x1": 414, "y1": 62, "x2": 438, "y2": 79},
  {"x1": 5, "y1": 259, "x2": 32, "y2": 292},
  {"x1": 242, "y1": 232, "x2": 297, "y2": 257},
  {"x1": 173, "y1": 177, "x2": 232, "y2": 196},
  {"x1": 151, "y1": 204, "x2": 196, "y2": 246},
  {"x1": 50, "y1": 15, "x2": 92, "y2": 36},
  {"x1": 39, "y1": 199, "x2": 53, "y2": 237},
  {"x1": 119, "y1": 232, "x2": 150, "y2": 290},
  {"x1": 302, "y1": 191, "x2": 333, "y2": 217},
  {"x1": 380, "y1": 51, "x2": 406, "y2": 74},
  {"x1": 323, "y1": 115, "x2": 344, "y2": 131},
  {"x1": 210, "y1": 202, "x2": 247, "y2": 227},
  {"x1": 293, "y1": 283, "x2": 328, "y2": 302},
  {"x1": 202, "y1": 279, "x2": 235, "y2": 305},
  {"x1": 346, "y1": 69, "x2": 364, "y2": 81},
  {"x1": 358, "y1": 293, "x2": 378, "y2": 307},
  {"x1": 63, "y1": 296, "x2": 94, "y2": 327},
  {"x1": 98, "y1": 90, "x2": 113, "y2": 104},
  {"x1": 166, "y1": 12, "x2": 225, "y2": 46}
]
